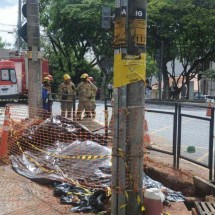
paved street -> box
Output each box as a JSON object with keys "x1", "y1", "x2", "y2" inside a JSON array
[{"x1": 145, "y1": 103, "x2": 212, "y2": 167}]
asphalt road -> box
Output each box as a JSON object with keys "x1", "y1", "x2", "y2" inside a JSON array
[{"x1": 145, "y1": 103, "x2": 212, "y2": 167}]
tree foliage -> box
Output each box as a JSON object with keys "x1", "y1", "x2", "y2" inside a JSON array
[
  {"x1": 0, "y1": 37, "x2": 7, "y2": 49},
  {"x1": 148, "y1": 0, "x2": 215, "y2": 98},
  {"x1": 40, "y1": 0, "x2": 114, "y2": 88}
]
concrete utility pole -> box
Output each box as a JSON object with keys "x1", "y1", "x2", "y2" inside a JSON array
[
  {"x1": 26, "y1": 0, "x2": 41, "y2": 117},
  {"x1": 112, "y1": 0, "x2": 146, "y2": 214},
  {"x1": 17, "y1": 0, "x2": 22, "y2": 52}
]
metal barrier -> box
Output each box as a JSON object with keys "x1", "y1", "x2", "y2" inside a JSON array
[
  {"x1": 104, "y1": 100, "x2": 215, "y2": 180},
  {"x1": 104, "y1": 98, "x2": 113, "y2": 138},
  {"x1": 177, "y1": 103, "x2": 214, "y2": 180},
  {"x1": 145, "y1": 103, "x2": 178, "y2": 168}
]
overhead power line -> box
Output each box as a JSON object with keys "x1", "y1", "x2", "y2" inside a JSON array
[
  {"x1": 0, "y1": 30, "x2": 14, "y2": 33},
  {"x1": 0, "y1": 23, "x2": 16, "y2": 27}
]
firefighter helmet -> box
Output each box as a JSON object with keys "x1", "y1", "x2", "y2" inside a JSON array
[
  {"x1": 63, "y1": 74, "x2": 71, "y2": 81},
  {"x1": 80, "y1": 73, "x2": 89, "y2": 79}
]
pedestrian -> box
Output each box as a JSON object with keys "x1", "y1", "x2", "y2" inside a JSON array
[
  {"x1": 59, "y1": 74, "x2": 76, "y2": 118},
  {"x1": 42, "y1": 76, "x2": 51, "y2": 119},
  {"x1": 107, "y1": 83, "x2": 113, "y2": 99},
  {"x1": 181, "y1": 83, "x2": 187, "y2": 99},
  {"x1": 170, "y1": 82, "x2": 176, "y2": 100},
  {"x1": 47, "y1": 74, "x2": 54, "y2": 113},
  {"x1": 145, "y1": 79, "x2": 152, "y2": 99},
  {"x1": 96, "y1": 87, "x2": 101, "y2": 100},
  {"x1": 88, "y1": 76, "x2": 97, "y2": 118},
  {"x1": 76, "y1": 73, "x2": 97, "y2": 120}
]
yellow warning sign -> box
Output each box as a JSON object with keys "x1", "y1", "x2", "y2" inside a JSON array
[
  {"x1": 114, "y1": 53, "x2": 146, "y2": 88},
  {"x1": 130, "y1": 19, "x2": 146, "y2": 45},
  {"x1": 113, "y1": 17, "x2": 126, "y2": 47}
]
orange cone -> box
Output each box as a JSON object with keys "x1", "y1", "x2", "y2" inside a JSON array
[
  {"x1": 0, "y1": 106, "x2": 10, "y2": 157},
  {"x1": 206, "y1": 102, "x2": 212, "y2": 117},
  {"x1": 144, "y1": 119, "x2": 151, "y2": 145}
]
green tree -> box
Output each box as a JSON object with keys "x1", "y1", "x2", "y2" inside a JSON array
[
  {"x1": 40, "y1": 0, "x2": 114, "y2": 91},
  {"x1": 148, "y1": 0, "x2": 215, "y2": 98},
  {"x1": 0, "y1": 37, "x2": 7, "y2": 49},
  {"x1": 146, "y1": 53, "x2": 157, "y2": 79}
]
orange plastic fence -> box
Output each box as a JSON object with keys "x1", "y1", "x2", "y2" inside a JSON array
[{"x1": 0, "y1": 103, "x2": 151, "y2": 214}]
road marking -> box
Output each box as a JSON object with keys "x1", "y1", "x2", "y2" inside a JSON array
[
  {"x1": 196, "y1": 148, "x2": 215, "y2": 162},
  {"x1": 149, "y1": 118, "x2": 193, "y2": 134}
]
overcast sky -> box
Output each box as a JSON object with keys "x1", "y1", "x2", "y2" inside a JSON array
[
  {"x1": 0, "y1": 0, "x2": 16, "y2": 7},
  {"x1": 0, "y1": 0, "x2": 18, "y2": 48}
]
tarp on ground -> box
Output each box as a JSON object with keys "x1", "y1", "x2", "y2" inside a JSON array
[
  {"x1": 11, "y1": 140, "x2": 112, "y2": 189},
  {"x1": 9, "y1": 116, "x2": 184, "y2": 212}
]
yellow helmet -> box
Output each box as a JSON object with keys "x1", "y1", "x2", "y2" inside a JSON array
[
  {"x1": 80, "y1": 73, "x2": 89, "y2": 79},
  {"x1": 63, "y1": 74, "x2": 71, "y2": 81}
]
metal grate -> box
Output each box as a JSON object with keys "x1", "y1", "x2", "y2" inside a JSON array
[{"x1": 195, "y1": 202, "x2": 215, "y2": 215}]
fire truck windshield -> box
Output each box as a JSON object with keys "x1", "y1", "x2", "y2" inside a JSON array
[
  {"x1": 10, "y1": 69, "x2": 17, "y2": 83},
  {"x1": 1, "y1": 69, "x2": 17, "y2": 83}
]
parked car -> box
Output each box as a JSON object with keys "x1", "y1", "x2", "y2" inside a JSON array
[
  {"x1": 203, "y1": 95, "x2": 215, "y2": 103},
  {"x1": 194, "y1": 92, "x2": 205, "y2": 100}
]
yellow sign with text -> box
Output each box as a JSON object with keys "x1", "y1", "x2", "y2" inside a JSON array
[
  {"x1": 113, "y1": 18, "x2": 126, "y2": 47},
  {"x1": 131, "y1": 19, "x2": 146, "y2": 45},
  {"x1": 114, "y1": 53, "x2": 146, "y2": 88}
]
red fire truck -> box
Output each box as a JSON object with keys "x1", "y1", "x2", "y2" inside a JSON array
[
  {"x1": 0, "y1": 60, "x2": 19, "y2": 100},
  {"x1": 0, "y1": 50, "x2": 49, "y2": 100}
]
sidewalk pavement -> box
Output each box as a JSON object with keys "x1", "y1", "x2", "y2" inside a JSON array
[{"x1": 0, "y1": 165, "x2": 94, "y2": 215}]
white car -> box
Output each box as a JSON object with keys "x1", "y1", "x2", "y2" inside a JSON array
[{"x1": 204, "y1": 95, "x2": 215, "y2": 103}]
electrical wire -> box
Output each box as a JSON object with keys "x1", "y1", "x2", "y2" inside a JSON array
[{"x1": 0, "y1": 22, "x2": 16, "y2": 27}]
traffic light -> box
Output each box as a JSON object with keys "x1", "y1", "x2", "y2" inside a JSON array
[
  {"x1": 18, "y1": 3, "x2": 27, "y2": 43},
  {"x1": 102, "y1": 7, "x2": 111, "y2": 29},
  {"x1": 198, "y1": 74, "x2": 203, "y2": 81}
]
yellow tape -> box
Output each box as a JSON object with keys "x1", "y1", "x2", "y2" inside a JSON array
[
  {"x1": 125, "y1": 191, "x2": 129, "y2": 200},
  {"x1": 10, "y1": 131, "x2": 107, "y2": 197},
  {"x1": 67, "y1": 191, "x2": 92, "y2": 196},
  {"x1": 107, "y1": 187, "x2": 111, "y2": 196},
  {"x1": 21, "y1": 140, "x2": 110, "y2": 160},
  {"x1": 120, "y1": 204, "x2": 127, "y2": 209},
  {"x1": 137, "y1": 195, "x2": 141, "y2": 205},
  {"x1": 16, "y1": 141, "x2": 92, "y2": 191},
  {"x1": 115, "y1": 152, "x2": 145, "y2": 213}
]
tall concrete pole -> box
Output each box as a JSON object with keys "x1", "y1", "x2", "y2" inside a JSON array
[
  {"x1": 126, "y1": 0, "x2": 145, "y2": 214},
  {"x1": 27, "y1": 0, "x2": 41, "y2": 117},
  {"x1": 112, "y1": 0, "x2": 146, "y2": 214},
  {"x1": 17, "y1": 0, "x2": 22, "y2": 52}
]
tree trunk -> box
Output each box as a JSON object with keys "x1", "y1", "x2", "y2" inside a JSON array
[
  {"x1": 186, "y1": 75, "x2": 190, "y2": 99},
  {"x1": 162, "y1": 60, "x2": 169, "y2": 99}
]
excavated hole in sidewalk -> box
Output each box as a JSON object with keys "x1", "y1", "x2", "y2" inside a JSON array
[{"x1": 144, "y1": 163, "x2": 201, "y2": 211}]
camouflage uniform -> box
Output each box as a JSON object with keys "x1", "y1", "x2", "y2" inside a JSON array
[
  {"x1": 59, "y1": 82, "x2": 76, "y2": 118},
  {"x1": 76, "y1": 81, "x2": 97, "y2": 119}
]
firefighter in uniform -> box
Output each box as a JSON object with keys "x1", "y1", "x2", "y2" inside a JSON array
[
  {"x1": 59, "y1": 74, "x2": 76, "y2": 118},
  {"x1": 42, "y1": 76, "x2": 51, "y2": 119},
  {"x1": 76, "y1": 73, "x2": 97, "y2": 120},
  {"x1": 46, "y1": 74, "x2": 54, "y2": 113},
  {"x1": 88, "y1": 76, "x2": 97, "y2": 118}
]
